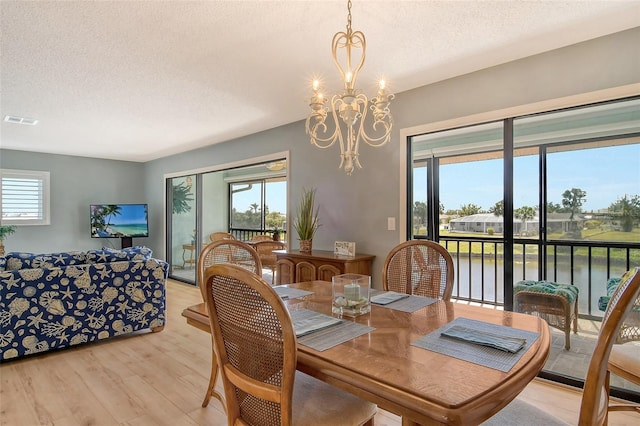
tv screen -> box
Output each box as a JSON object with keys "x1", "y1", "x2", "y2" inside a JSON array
[{"x1": 90, "y1": 204, "x2": 149, "y2": 238}]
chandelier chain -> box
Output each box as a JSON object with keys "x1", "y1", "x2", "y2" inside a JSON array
[{"x1": 346, "y1": 0, "x2": 352, "y2": 33}]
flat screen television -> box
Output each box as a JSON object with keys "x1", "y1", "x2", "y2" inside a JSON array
[{"x1": 90, "y1": 204, "x2": 149, "y2": 243}]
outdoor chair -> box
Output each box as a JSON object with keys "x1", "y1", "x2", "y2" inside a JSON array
[
  {"x1": 196, "y1": 239, "x2": 262, "y2": 408},
  {"x1": 382, "y1": 240, "x2": 454, "y2": 301},
  {"x1": 514, "y1": 280, "x2": 579, "y2": 350},
  {"x1": 200, "y1": 263, "x2": 377, "y2": 425}
]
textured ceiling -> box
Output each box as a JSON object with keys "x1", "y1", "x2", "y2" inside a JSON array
[{"x1": 1, "y1": 1, "x2": 639, "y2": 162}]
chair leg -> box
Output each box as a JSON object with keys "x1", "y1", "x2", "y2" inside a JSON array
[
  {"x1": 202, "y1": 356, "x2": 225, "y2": 409},
  {"x1": 565, "y1": 312, "x2": 571, "y2": 350}
]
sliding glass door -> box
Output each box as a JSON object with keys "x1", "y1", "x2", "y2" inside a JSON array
[
  {"x1": 166, "y1": 158, "x2": 287, "y2": 285},
  {"x1": 409, "y1": 96, "x2": 640, "y2": 397}
]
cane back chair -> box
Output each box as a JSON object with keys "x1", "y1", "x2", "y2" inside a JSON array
[
  {"x1": 253, "y1": 240, "x2": 286, "y2": 285},
  {"x1": 201, "y1": 264, "x2": 377, "y2": 425},
  {"x1": 382, "y1": 240, "x2": 454, "y2": 301},
  {"x1": 579, "y1": 267, "x2": 640, "y2": 425},
  {"x1": 197, "y1": 239, "x2": 261, "y2": 408}
]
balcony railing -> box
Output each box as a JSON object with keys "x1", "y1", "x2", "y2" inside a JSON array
[
  {"x1": 229, "y1": 227, "x2": 287, "y2": 242},
  {"x1": 436, "y1": 236, "x2": 640, "y2": 319}
]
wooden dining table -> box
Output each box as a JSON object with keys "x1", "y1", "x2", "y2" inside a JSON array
[{"x1": 182, "y1": 280, "x2": 550, "y2": 425}]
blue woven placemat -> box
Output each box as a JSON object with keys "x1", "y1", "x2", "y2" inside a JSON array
[
  {"x1": 370, "y1": 290, "x2": 438, "y2": 313},
  {"x1": 292, "y1": 309, "x2": 375, "y2": 352},
  {"x1": 411, "y1": 317, "x2": 540, "y2": 372}
]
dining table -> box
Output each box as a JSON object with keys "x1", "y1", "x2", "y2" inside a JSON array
[{"x1": 182, "y1": 280, "x2": 550, "y2": 425}]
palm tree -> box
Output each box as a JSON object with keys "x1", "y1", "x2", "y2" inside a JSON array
[
  {"x1": 102, "y1": 205, "x2": 122, "y2": 227},
  {"x1": 561, "y1": 188, "x2": 587, "y2": 232}
]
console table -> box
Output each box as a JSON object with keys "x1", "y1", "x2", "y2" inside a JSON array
[{"x1": 274, "y1": 249, "x2": 375, "y2": 284}]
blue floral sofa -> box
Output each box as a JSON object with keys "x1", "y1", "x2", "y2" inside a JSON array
[{"x1": 0, "y1": 246, "x2": 168, "y2": 362}]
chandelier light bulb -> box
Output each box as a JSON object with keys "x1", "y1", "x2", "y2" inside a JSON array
[{"x1": 304, "y1": 0, "x2": 394, "y2": 175}]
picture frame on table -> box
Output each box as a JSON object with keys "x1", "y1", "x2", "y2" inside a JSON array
[{"x1": 334, "y1": 241, "x2": 356, "y2": 257}]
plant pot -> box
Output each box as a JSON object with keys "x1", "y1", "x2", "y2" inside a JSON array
[
  {"x1": 299, "y1": 239, "x2": 312, "y2": 253},
  {"x1": 273, "y1": 233, "x2": 280, "y2": 242}
]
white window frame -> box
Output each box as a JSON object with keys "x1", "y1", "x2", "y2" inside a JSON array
[{"x1": 1, "y1": 169, "x2": 51, "y2": 225}]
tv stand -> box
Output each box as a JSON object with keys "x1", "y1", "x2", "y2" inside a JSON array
[{"x1": 121, "y1": 237, "x2": 133, "y2": 249}]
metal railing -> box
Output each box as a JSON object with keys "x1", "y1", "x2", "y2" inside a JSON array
[
  {"x1": 437, "y1": 236, "x2": 639, "y2": 319},
  {"x1": 229, "y1": 227, "x2": 287, "y2": 242}
]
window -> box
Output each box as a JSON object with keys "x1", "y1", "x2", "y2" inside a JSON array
[{"x1": 0, "y1": 169, "x2": 50, "y2": 225}]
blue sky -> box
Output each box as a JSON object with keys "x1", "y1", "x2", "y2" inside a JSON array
[
  {"x1": 415, "y1": 143, "x2": 639, "y2": 212},
  {"x1": 233, "y1": 181, "x2": 287, "y2": 215},
  {"x1": 106, "y1": 204, "x2": 148, "y2": 225},
  {"x1": 233, "y1": 144, "x2": 638, "y2": 215}
]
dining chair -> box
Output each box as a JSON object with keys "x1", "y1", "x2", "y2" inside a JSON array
[
  {"x1": 484, "y1": 267, "x2": 640, "y2": 425},
  {"x1": 197, "y1": 239, "x2": 262, "y2": 408},
  {"x1": 251, "y1": 234, "x2": 273, "y2": 242},
  {"x1": 201, "y1": 263, "x2": 377, "y2": 425},
  {"x1": 382, "y1": 240, "x2": 454, "y2": 300},
  {"x1": 209, "y1": 231, "x2": 235, "y2": 242},
  {"x1": 253, "y1": 240, "x2": 286, "y2": 285},
  {"x1": 580, "y1": 266, "x2": 640, "y2": 425}
]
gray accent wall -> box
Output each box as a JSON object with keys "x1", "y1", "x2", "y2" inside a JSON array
[
  {"x1": 0, "y1": 150, "x2": 145, "y2": 253},
  {"x1": 2, "y1": 28, "x2": 639, "y2": 286}
]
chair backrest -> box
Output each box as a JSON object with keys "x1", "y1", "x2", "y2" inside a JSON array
[
  {"x1": 382, "y1": 240, "x2": 454, "y2": 301},
  {"x1": 251, "y1": 234, "x2": 274, "y2": 242},
  {"x1": 579, "y1": 267, "x2": 640, "y2": 425},
  {"x1": 201, "y1": 263, "x2": 297, "y2": 425},
  {"x1": 253, "y1": 240, "x2": 287, "y2": 269},
  {"x1": 197, "y1": 240, "x2": 262, "y2": 293},
  {"x1": 209, "y1": 232, "x2": 235, "y2": 242}
]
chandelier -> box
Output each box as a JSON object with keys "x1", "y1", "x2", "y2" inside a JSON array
[{"x1": 305, "y1": 0, "x2": 394, "y2": 175}]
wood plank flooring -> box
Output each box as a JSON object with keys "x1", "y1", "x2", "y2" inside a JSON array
[{"x1": 0, "y1": 279, "x2": 637, "y2": 425}]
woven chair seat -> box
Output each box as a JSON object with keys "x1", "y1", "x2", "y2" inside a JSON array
[
  {"x1": 514, "y1": 280, "x2": 579, "y2": 350},
  {"x1": 292, "y1": 371, "x2": 377, "y2": 425}
]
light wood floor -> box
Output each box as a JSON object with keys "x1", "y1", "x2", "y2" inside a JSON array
[{"x1": 0, "y1": 279, "x2": 637, "y2": 425}]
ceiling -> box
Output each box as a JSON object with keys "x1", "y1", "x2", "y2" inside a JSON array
[{"x1": 1, "y1": 1, "x2": 638, "y2": 163}]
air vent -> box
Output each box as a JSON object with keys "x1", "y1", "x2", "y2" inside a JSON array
[{"x1": 4, "y1": 115, "x2": 39, "y2": 125}]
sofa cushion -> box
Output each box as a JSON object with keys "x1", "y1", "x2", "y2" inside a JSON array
[
  {"x1": 86, "y1": 246, "x2": 153, "y2": 263},
  {"x1": 86, "y1": 249, "x2": 129, "y2": 263},
  {"x1": 121, "y1": 245, "x2": 153, "y2": 261},
  {"x1": 0, "y1": 256, "x2": 5, "y2": 271},
  {"x1": 598, "y1": 277, "x2": 623, "y2": 312},
  {"x1": 5, "y1": 251, "x2": 86, "y2": 270}
]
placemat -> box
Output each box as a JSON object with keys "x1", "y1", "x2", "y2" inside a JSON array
[
  {"x1": 411, "y1": 317, "x2": 540, "y2": 372},
  {"x1": 291, "y1": 309, "x2": 342, "y2": 337},
  {"x1": 273, "y1": 286, "x2": 314, "y2": 300},
  {"x1": 292, "y1": 309, "x2": 375, "y2": 352},
  {"x1": 370, "y1": 290, "x2": 437, "y2": 313}
]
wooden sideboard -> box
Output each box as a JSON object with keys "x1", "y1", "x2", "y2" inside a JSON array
[{"x1": 274, "y1": 249, "x2": 375, "y2": 284}]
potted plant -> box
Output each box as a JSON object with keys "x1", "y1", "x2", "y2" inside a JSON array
[
  {"x1": 272, "y1": 227, "x2": 282, "y2": 242},
  {"x1": 293, "y1": 188, "x2": 320, "y2": 252},
  {"x1": 0, "y1": 225, "x2": 17, "y2": 256}
]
